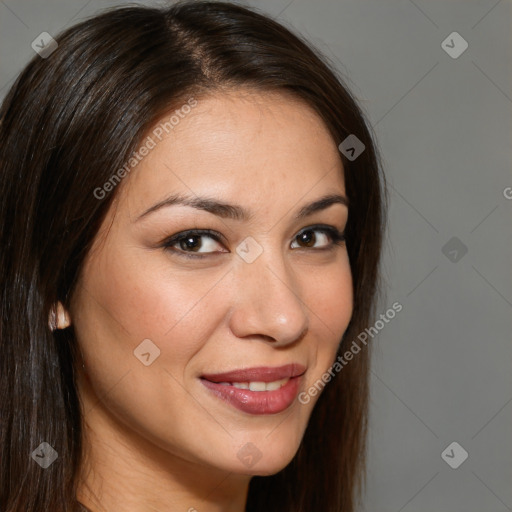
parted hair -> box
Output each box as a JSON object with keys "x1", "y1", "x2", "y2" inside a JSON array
[{"x1": 0, "y1": 2, "x2": 387, "y2": 510}]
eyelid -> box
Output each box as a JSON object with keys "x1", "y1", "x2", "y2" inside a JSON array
[
  {"x1": 161, "y1": 229, "x2": 225, "y2": 258},
  {"x1": 292, "y1": 224, "x2": 345, "y2": 249},
  {"x1": 161, "y1": 224, "x2": 345, "y2": 259}
]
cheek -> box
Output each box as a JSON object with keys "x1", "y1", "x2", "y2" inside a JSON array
[
  {"x1": 71, "y1": 248, "x2": 234, "y2": 457},
  {"x1": 303, "y1": 255, "x2": 353, "y2": 336},
  {"x1": 72, "y1": 243, "x2": 230, "y2": 377},
  {"x1": 300, "y1": 256, "x2": 353, "y2": 384}
]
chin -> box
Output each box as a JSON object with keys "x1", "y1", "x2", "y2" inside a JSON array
[
  {"x1": 224, "y1": 435, "x2": 302, "y2": 477},
  {"x1": 248, "y1": 449, "x2": 298, "y2": 476}
]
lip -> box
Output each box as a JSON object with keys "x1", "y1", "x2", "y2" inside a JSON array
[
  {"x1": 200, "y1": 363, "x2": 306, "y2": 383},
  {"x1": 200, "y1": 363, "x2": 307, "y2": 415},
  {"x1": 200, "y1": 375, "x2": 304, "y2": 415}
]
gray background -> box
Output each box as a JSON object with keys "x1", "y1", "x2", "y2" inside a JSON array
[{"x1": 1, "y1": 0, "x2": 511, "y2": 510}]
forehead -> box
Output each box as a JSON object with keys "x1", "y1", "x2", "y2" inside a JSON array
[{"x1": 119, "y1": 89, "x2": 345, "y2": 218}]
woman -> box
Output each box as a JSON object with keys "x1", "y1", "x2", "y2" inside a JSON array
[{"x1": 0, "y1": 1, "x2": 387, "y2": 511}]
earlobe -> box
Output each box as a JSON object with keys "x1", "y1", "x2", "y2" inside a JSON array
[{"x1": 48, "y1": 301, "x2": 71, "y2": 331}]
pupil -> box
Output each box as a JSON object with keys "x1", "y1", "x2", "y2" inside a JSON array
[
  {"x1": 181, "y1": 236, "x2": 200, "y2": 251},
  {"x1": 301, "y1": 231, "x2": 315, "y2": 247}
]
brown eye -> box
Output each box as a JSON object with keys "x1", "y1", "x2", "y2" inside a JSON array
[
  {"x1": 163, "y1": 230, "x2": 227, "y2": 258},
  {"x1": 297, "y1": 230, "x2": 316, "y2": 248},
  {"x1": 179, "y1": 235, "x2": 203, "y2": 252},
  {"x1": 291, "y1": 226, "x2": 344, "y2": 250}
]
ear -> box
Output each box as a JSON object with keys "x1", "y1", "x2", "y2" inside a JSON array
[{"x1": 48, "y1": 301, "x2": 71, "y2": 331}]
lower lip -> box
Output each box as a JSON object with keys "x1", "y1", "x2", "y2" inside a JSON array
[{"x1": 200, "y1": 376, "x2": 302, "y2": 415}]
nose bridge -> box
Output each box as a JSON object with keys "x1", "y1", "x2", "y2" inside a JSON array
[{"x1": 228, "y1": 237, "x2": 309, "y2": 345}]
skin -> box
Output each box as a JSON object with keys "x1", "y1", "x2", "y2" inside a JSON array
[{"x1": 68, "y1": 88, "x2": 353, "y2": 512}]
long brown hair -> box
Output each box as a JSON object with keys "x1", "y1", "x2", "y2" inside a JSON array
[{"x1": 0, "y1": 2, "x2": 387, "y2": 510}]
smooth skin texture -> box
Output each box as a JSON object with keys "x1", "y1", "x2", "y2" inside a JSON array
[{"x1": 69, "y1": 89, "x2": 353, "y2": 512}]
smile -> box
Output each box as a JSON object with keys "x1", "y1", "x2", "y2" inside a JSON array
[
  {"x1": 216, "y1": 378, "x2": 290, "y2": 391},
  {"x1": 199, "y1": 364, "x2": 306, "y2": 415}
]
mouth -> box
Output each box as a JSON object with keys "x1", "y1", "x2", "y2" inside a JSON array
[{"x1": 199, "y1": 363, "x2": 306, "y2": 415}]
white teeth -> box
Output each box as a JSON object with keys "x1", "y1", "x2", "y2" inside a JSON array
[
  {"x1": 265, "y1": 378, "x2": 288, "y2": 391},
  {"x1": 249, "y1": 381, "x2": 266, "y2": 392},
  {"x1": 230, "y1": 378, "x2": 290, "y2": 391},
  {"x1": 232, "y1": 382, "x2": 250, "y2": 389},
  {"x1": 212, "y1": 378, "x2": 291, "y2": 390}
]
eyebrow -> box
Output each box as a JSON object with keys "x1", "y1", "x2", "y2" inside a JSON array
[{"x1": 136, "y1": 192, "x2": 348, "y2": 222}]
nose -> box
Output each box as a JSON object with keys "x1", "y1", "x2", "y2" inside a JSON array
[{"x1": 228, "y1": 245, "x2": 309, "y2": 347}]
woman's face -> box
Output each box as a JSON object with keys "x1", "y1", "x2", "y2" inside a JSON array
[{"x1": 71, "y1": 89, "x2": 353, "y2": 477}]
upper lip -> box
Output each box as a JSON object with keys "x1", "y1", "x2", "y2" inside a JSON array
[{"x1": 201, "y1": 363, "x2": 306, "y2": 383}]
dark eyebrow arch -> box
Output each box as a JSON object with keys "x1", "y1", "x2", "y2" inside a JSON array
[{"x1": 136, "y1": 192, "x2": 348, "y2": 222}]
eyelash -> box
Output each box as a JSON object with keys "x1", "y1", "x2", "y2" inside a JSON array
[{"x1": 161, "y1": 224, "x2": 346, "y2": 260}]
